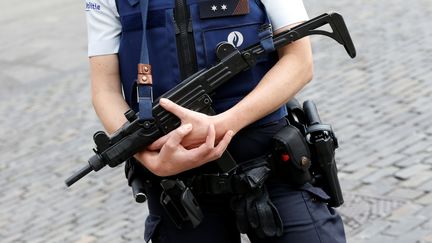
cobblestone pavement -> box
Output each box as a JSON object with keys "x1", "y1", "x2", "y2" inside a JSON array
[{"x1": 0, "y1": 0, "x2": 431, "y2": 242}]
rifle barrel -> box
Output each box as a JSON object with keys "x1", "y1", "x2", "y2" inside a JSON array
[{"x1": 65, "y1": 164, "x2": 93, "y2": 187}]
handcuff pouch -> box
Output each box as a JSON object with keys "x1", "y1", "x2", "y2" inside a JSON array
[{"x1": 271, "y1": 124, "x2": 312, "y2": 186}]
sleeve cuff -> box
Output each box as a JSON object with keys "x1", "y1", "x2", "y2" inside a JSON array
[
  {"x1": 261, "y1": 0, "x2": 309, "y2": 31},
  {"x1": 88, "y1": 39, "x2": 120, "y2": 57}
]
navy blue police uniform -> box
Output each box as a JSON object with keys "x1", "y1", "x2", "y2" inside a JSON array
[{"x1": 93, "y1": 0, "x2": 347, "y2": 242}]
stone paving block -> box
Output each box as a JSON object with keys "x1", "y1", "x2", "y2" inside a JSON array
[
  {"x1": 395, "y1": 153, "x2": 431, "y2": 168},
  {"x1": 73, "y1": 235, "x2": 98, "y2": 243},
  {"x1": 384, "y1": 216, "x2": 428, "y2": 236},
  {"x1": 344, "y1": 238, "x2": 369, "y2": 243},
  {"x1": 371, "y1": 153, "x2": 407, "y2": 168},
  {"x1": 355, "y1": 183, "x2": 394, "y2": 197},
  {"x1": 422, "y1": 219, "x2": 432, "y2": 230},
  {"x1": 386, "y1": 188, "x2": 424, "y2": 200},
  {"x1": 403, "y1": 139, "x2": 431, "y2": 156},
  {"x1": 419, "y1": 179, "x2": 432, "y2": 192},
  {"x1": 349, "y1": 167, "x2": 379, "y2": 181},
  {"x1": 339, "y1": 193, "x2": 405, "y2": 235},
  {"x1": 400, "y1": 171, "x2": 432, "y2": 188},
  {"x1": 376, "y1": 140, "x2": 420, "y2": 160},
  {"x1": 416, "y1": 192, "x2": 432, "y2": 205},
  {"x1": 392, "y1": 228, "x2": 432, "y2": 243},
  {"x1": 340, "y1": 155, "x2": 376, "y2": 173},
  {"x1": 422, "y1": 233, "x2": 432, "y2": 243},
  {"x1": 361, "y1": 166, "x2": 399, "y2": 184},
  {"x1": 352, "y1": 234, "x2": 396, "y2": 243},
  {"x1": 354, "y1": 219, "x2": 392, "y2": 240},
  {"x1": 337, "y1": 171, "x2": 350, "y2": 180},
  {"x1": 387, "y1": 203, "x2": 423, "y2": 221},
  {"x1": 340, "y1": 178, "x2": 363, "y2": 192},
  {"x1": 93, "y1": 220, "x2": 130, "y2": 238},
  {"x1": 414, "y1": 205, "x2": 432, "y2": 219},
  {"x1": 394, "y1": 164, "x2": 431, "y2": 180},
  {"x1": 0, "y1": 233, "x2": 24, "y2": 243},
  {"x1": 423, "y1": 155, "x2": 432, "y2": 165}
]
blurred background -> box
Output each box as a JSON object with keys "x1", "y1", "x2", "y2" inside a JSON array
[{"x1": 0, "y1": 0, "x2": 431, "y2": 242}]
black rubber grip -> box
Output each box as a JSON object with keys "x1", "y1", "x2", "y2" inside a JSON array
[{"x1": 303, "y1": 100, "x2": 322, "y2": 125}]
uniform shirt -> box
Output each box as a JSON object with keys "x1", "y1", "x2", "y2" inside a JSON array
[{"x1": 85, "y1": 0, "x2": 309, "y2": 57}]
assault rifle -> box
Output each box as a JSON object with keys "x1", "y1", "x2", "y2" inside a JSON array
[{"x1": 65, "y1": 13, "x2": 356, "y2": 187}]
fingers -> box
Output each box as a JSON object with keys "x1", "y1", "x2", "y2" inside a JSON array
[
  {"x1": 192, "y1": 128, "x2": 234, "y2": 165},
  {"x1": 213, "y1": 130, "x2": 234, "y2": 156},
  {"x1": 135, "y1": 150, "x2": 159, "y2": 172},
  {"x1": 159, "y1": 98, "x2": 189, "y2": 119},
  {"x1": 136, "y1": 126, "x2": 234, "y2": 177},
  {"x1": 148, "y1": 134, "x2": 169, "y2": 150},
  {"x1": 161, "y1": 123, "x2": 192, "y2": 154},
  {"x1": 205, "y1": 124, "x2": 216, "y2": 148},
  {"x1": 148, "y1": 121, "x2": 193, "y2": 150}
]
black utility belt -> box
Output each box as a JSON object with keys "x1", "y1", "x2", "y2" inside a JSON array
[
  {"x1": 131, "y1": 101, "x2": 343, "y2": 201},
  {"x1": 158, "y1": 152, "x2": 273, "y2": 230},
  {"x1": 148, "y1": 117, "x2": 322, "y2": 232},
  {"x1": 156, "y1": 119, "x2": 315, "y2": 197},
  {"x1": 129, "y1": 99, "x2": 345, "y2": 234}
]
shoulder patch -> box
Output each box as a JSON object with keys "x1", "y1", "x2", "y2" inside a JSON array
[{"x1": 199, "y1": 0, "x2": 249, "y2": 19}]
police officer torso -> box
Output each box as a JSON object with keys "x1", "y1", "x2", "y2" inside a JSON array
[{"x1": 116, "y1": 0, "x2": 286, "y2": 126}]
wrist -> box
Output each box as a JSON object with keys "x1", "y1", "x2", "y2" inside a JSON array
[{"x1": 214, "y1": 111, "x2": 243, "y2": 137}]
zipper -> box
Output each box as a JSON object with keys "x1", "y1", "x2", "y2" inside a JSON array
[{"x1": 174, "y1": 0, "x2": 198, "y2": 80}]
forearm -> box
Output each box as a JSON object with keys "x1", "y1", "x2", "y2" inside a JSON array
[
  {"x1": 90, "y1": 54, "x2": 130, "y2": 134},
  {"x1": 216, "y1": 36, "x2": 313, "y2": 134}
]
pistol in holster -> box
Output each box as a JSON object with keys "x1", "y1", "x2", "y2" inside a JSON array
[{"x1": 272, "y1": 99, "x2": 344, "y2": 207}]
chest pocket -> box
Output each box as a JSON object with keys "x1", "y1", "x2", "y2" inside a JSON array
[
  {"x1": 188, "y1": 1, "x2": 278, "y2": 112},
  {"x1": 189, "y1": 0, "x2": 270, "y2": 67}
]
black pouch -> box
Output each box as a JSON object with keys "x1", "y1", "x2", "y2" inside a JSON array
[
  {"x1": 160, "y1": 179, "x2": 204, "y2": 229},
  {"x1": 125, "y1": 158, "x2": 153, "y2": 203},
  {"x1": 230, "y1": 158, "x2": 283, "y2": 238},
  {"x1": 271, "y1": 124, "x2": 312, "y2": 186}
]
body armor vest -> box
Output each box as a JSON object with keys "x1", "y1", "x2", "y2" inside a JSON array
[{"x1": 116, "y1": 0, "x2": 287, "y2": 125}]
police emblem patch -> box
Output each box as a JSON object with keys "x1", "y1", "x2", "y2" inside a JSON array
[
  {"x1": 227, "y1": 31, "x2": 244, "y2": 47},
  {"x1": 199, "y1": 0, "x2": 249, "y2": 19}
]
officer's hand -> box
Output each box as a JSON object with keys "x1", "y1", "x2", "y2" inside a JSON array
[
  {"x1": 135, "y1": 123, "x2": 234, "y2": 177},
  {"x1": 158, "y1": 98, "x2": 226, "y2": 148}
]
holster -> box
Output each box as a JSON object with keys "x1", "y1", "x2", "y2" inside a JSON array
[
  {"x1": 126, "y1": 159, "x2": 204, "y2": 229},
  {"x1": 159, "y1": 179, "x2": 204, "y2": 229},
  {"x1": 284, "y1": 99, "x2": 344, "y2": 207}
]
